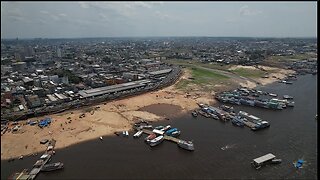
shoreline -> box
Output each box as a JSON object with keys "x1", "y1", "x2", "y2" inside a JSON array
[{"x1": 1, "y1": 66, "x2": 295, "y2": 160}]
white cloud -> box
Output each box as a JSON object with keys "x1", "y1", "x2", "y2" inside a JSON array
[
  {"x1": 239, "y1": 5, "x2": 262, "y2": 16},
  {"x1": 59, "y1": 13, "x2": 67, "y2": 17},
  {"x1": 79, "y1": 2, "x2": 90, "y2": 9},
  {"x1": 134, "y1": 1, "x2": 152, "y2": 9}
]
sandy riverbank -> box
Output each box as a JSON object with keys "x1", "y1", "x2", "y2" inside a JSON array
[
  {"x1": 1, "y1": 65, "x2": 294, "y2": 160},
  {"x1": 229, "y1": 65, "x2": 295, "y2": 89},
  {"x1": 1, "y1": 70, "x2": 214, "y2": 160}
]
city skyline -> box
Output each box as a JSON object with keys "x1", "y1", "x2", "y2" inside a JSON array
[{"x1": 1, "y1": 1, "x2": 318, "y2": 39}]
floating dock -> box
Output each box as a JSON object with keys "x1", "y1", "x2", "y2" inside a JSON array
[
  {"x1": 11, "y1": 139, "x2": 58, "y2": 180},
  {"x1": 141, "y1": 129, "x2": 182, "y2": 143}
]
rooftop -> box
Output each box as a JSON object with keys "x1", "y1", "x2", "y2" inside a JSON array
[{"x1": 78, "y1": 79, "x2": 151, "y2": 98}]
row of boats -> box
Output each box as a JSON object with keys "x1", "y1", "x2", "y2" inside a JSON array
[
  {"x1": 193, "y1": 104, "x2": 270, "y2": 131},
  {"x1": 215, "y1": 88, "x2": 295, "y2": 110}
]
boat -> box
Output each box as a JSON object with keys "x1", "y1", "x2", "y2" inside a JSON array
[
  {"x1": 145, "y1": 133, "x2": 157, "y2": 143},
  {"x1": 99, "y1": 136, "x2": 103, "y2": 140},
  {"x1": 177, "y1": 140, "x2": 194, "y2": 151},
  {"x1": 122, "y1": 131, "x2": 129, "y2": 137},
  {"x1": 285, "y1": 81, "x2": 293, "y2": 84},
  {"x1": 271, "y1": 159, "x2": 282, "y2": 164},
  {"x1": 287, "y1": 101, "x2": 295, "y2": 107},
  {"x1": 165, "y1": 128, "x2": 180, "y2": 136},
  {"x1": 170, "y1": 130, "x2": 181, "y2": 137},
  {"x1": 154, "y1": 125, "x2": 164, "y2": 130},
  {"x1": 133, "y1": 130, "x2": 143, "y2": 138},
  {"x1": 231, "y1": 116, "x2": 244, "y2": 127},
  {"x1": 283, "y1": 95, "x2": 293, "y2": 99},
  {"x1": 149, "y1": 135, "x2": 164, "y2": 147},
  {"x1": 294, "y1": 159, "x2": 304, "y2": 168},
  {"x1": 269, "y1": 93, "x2": 277, "y2": 97},
  {"x1": 192, "y1": 111, "x2": 198, "y2": 117},
  {"x1": 41, "y1": 162, "x2": 64, "y2": 172},
  {"x1": 219, "y1": 105, "x2": 234, "y2": 113},
  {"x1": 160, "y1": 125, "x2": 171, "y2": 132},
  {"x1": 251, "y1": 153, "x2": 277, "y2": 169}
]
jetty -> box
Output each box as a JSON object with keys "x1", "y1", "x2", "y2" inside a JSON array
[
  {"x1": 141, "y1": 129, "x2": 187, "y2": 145},
  {"x1": 10, "y1": 139, "x2": 59, "y2": 180}
]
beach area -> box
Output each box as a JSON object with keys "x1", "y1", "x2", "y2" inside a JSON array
[{"x1": 1, "y1": 65, "x2": 295, "y2": 160}]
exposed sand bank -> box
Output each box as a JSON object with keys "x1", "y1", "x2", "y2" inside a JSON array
[
  {"x1": 1, "y1": 71, "x2": 214, "y2": 160},
  {"x1": 229, "y1": 65, "x2": 295, "y2": 88}
]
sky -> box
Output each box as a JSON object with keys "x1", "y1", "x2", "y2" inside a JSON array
[{"x1": 1, "y1": 1, "x2": 317, "y2": 39}]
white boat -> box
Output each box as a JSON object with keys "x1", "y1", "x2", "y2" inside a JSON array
[
  {"x1": 99, "y1": 136, "x2": 103, "y2": 140},
  {"x1": 133, "y1": 131, "x2": 143, "y2": 138},
  {"x1": 123, "y1": 131, "x2": 129, "y2": 137},
  {"x1": 160, "y1": 125, "x2": 171, "y2": 132},
  {"x1": 269, "y1": 93, "x2": 277, "y2": 97},
  {"x1": 177, "y1": 140, "x2": 194, "y2": 151},
  {"x1": 149, "y1": 135, "x2": 164, "y2": 147}
]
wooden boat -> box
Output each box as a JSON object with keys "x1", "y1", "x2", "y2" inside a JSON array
[
  {"x1": 149, "y1": 135, "x2": 164, "y2": 147},
  {"x1": 145, "y1": 133, "x2": 156, "y2": 143},
  {"x1": 41, "y1": 162, "x2": 64, "y2": 172}
]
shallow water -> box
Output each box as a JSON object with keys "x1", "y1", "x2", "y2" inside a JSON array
[{"x1": 1, "y1": 74, "x2": 317, "y2": 179}]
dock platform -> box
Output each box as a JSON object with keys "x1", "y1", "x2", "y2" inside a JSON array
[{"x1": 141, "y1": 129, "x2": 181, "y2": 143}]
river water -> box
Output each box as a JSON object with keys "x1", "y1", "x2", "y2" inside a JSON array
[{"x1": 1, "y1": 74, "x2": 317, "y2": 179}]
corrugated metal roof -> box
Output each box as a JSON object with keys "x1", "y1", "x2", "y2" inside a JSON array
[
  {"x1": 253, "y1": 153, "x2": 275, "y2": 164},
  {"x1": 149, "y1": 69, "x2": 172, "y2": 75}
]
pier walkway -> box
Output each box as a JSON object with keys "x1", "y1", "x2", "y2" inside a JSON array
[{"x1": 141, "y1": 129, "x2": 181, "y2": 143}]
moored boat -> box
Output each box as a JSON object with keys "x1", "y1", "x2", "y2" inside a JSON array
[
  {"x1": 149, "y1": 135, "x2": 164, "y2": 147},
  {"x1": 133, "y1": 130, "x2": 143, "y2": 138},
  {"x1": 165, "y1": 128, "x2": 180, "y2": 136},
  {"x1": 41, "y1": 162, "x2": 64, "y2": 172},
  {"x1": 177, "y1": 140, "x2": 194, "y2": 151},
  {"x1": 269, "y1": 93, "x2": 277, "y2": 97},
  {"x1": 145, "y1": 133, "x2": 157, "y2": 143}
]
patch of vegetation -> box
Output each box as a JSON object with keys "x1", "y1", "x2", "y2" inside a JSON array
[
  {"x1": 175, "y1": 79, "x2": 191, "y2": 90},
  {"x1": 191, "y1": 67, "x2": 229, "y2": 80}
]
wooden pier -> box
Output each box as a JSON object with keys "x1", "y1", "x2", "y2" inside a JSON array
[
  {"x1": 22, "y1": 139, "x2": 56, "y2": 180},
  {"x1": 141, "y1": 129, "x2": 182, "y2": 143}
]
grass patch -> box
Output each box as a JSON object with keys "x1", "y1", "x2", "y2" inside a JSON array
[
  {"x1": 191, "y1": 67, "x2": 228, "y2": 80},
  {"x1": 175, "y1": 79, "x2": 191, "y2": 90},
  {"x1": 231, "y1": 68, "x2": 265, "y2": 78}
]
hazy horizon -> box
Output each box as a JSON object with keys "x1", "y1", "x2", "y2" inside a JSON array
[{"x1": 1, "y1": 1, "x2": 317, "y2": 39}]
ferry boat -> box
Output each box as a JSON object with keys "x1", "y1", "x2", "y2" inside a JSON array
[
  {"x1": 177, "y1": 140, "x2": 194, "y2": 151},
  {"x1": 149, "y1": 135, "x2": 164, "y2": 147},
  {"x1": 251, "y1": 153, "x2": 278, "y2": 169},
  {"x1": 41, "y1": 162, "x2": 64, "y2": 172}
]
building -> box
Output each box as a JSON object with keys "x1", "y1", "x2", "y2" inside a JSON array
[
  {"x1": 26, "y1": 95, "x2": 41, "y2": 108},
  {"x1": 78, "y1": 79, "x2": 151, "y2": 98},
  {"x1": 148, "y1": 68, "x2": 172, "y2": 78}
]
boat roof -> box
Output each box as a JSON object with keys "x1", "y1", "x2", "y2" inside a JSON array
[
  {"x1": 253, "y1": 153, "x2": 276, "y2": 164},
  {"x1": 152, "y1": 129, "x2": 164, "y2": 135}
]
